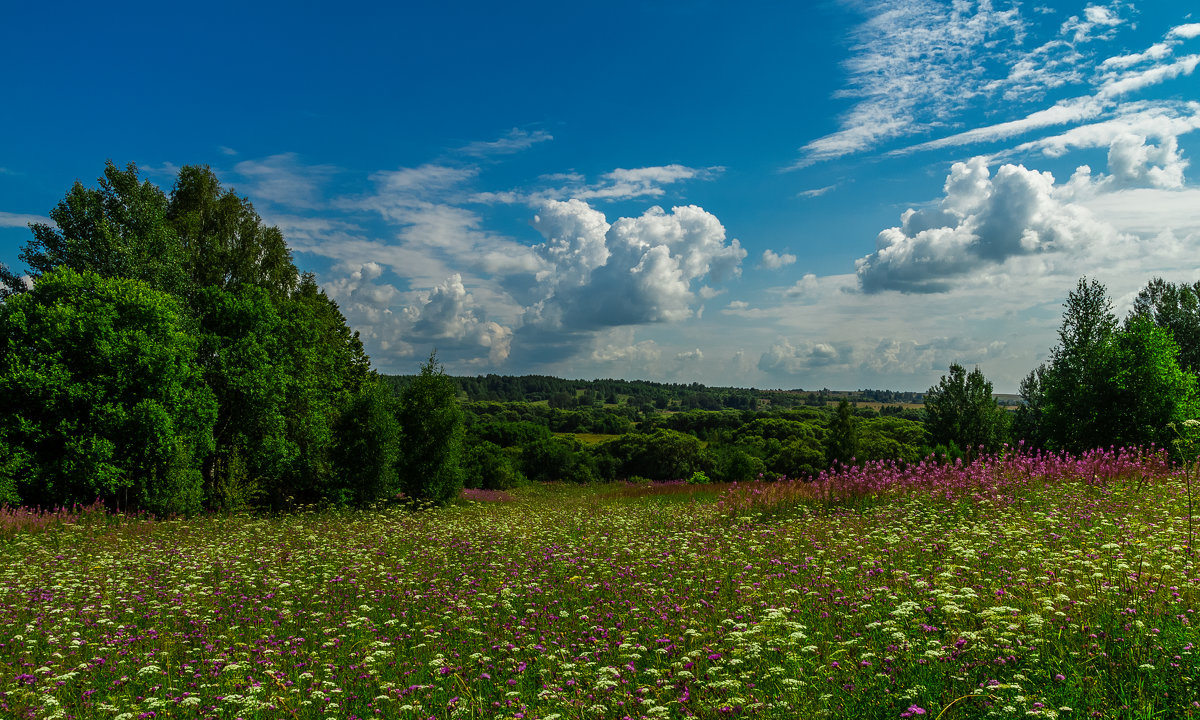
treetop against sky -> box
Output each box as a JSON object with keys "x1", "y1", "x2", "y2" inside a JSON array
[{"x1": 2, "y1": 1, "x2": 1199, "y2": 392}]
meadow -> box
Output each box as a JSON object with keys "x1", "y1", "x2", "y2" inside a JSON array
[{"x1": 2, "y1": 448, "x2": 1198, "y2": 719}]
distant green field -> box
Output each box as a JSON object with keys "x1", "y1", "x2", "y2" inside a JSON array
[{"x1": 554, "y1": 431, "x2": 622, "y2": 445}]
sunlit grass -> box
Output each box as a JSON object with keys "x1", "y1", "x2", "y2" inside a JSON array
[
  {"x1": 553, "y1": 432, "x2": 623, "y2": 445},
  {"x1": 2, "y1": 450, "x2": 1198, "y2": 719}
]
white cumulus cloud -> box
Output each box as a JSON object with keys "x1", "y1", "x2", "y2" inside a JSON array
[
  {"x1": 525, "y1": 201, "x2": 746, "y2": 330},
  {"x1": 405, "y1": 274, "x2": 514, "y2": 364},
  {"x1": 761, "y1": 249, "x2": 797, "y2": 269},
  {"x1": 856, "y1": 155, "x2": 1122, "y2": 293}
]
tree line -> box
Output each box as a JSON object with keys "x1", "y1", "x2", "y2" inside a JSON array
[
  {"x1": 383, "y1": 372, "x2": 923, "y2": 412},
  {"x1": 923, "y1": 277, "x2": 1199, "y2": 458},
  {"x1": 0, "y1": 162, "x2": 462, "y2": 514}
]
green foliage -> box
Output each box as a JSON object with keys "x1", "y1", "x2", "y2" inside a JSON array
[
  {"x1": 396, "y1": 353, "x2": 464, "y2": 504},
  {"x1": 271, "y1": 275, "x2": 370, "y2": 505},
  {"x1": 923, "y1": 362, "x2": 1009, "y2": 454},
  {"x1": 463, "y1": 441, "x2": 525, "y2": 490},
  {"x1": 1032, "y1": 278, "x2": 1198, "y2": 454},
  {"x1": 208, "y1": 447, "x2": 260, "y2": 513},
  {"x1": 331, "y1": 378, "x2": 402, "y2": 506},
  {"x1": 0, "y1": 263, "x2": 25, "y2": 302},
  {"x1": 687, "y1": 470, "x2": 711, "y2": 485},
  {"x1": 166, "y1": 165, "x2": 297, "y2": 300},
  {"x1": 1012, "y1": 364, "x2": 1049, "y2": 447},
  {"x1": 857, "y1": 416, "x2": 929, "y2": 464},
  {"x1": 602, "y1": 429, "x2": 708, "y2": 482},
  {"x1": 728, "y1": 417, "x2": 828, "y2": 478},
  {"x1": 3, "y1": 162, "x2": 378, "y2": 513},
  {"x1": 1107, "y1": 316, "x2": 1198, "y2": 451},
  {"x1": 1041, "y1": 278, "x2": 1119, "y2": 452},
  {"x1": 1129, "y1": 277, "x2": 1200, "y2": 374},
  {"x1": 192, "y1": 285, "x2": 291, "y2": 499},
  {"x1": 22, "y1": 161, "x2": 185, "y2": 295},
  {"x1": 520, "y1": 436, "x2": 597, "y2": 484},
  {"x1": 0, "y1": 268, "x2": 215, "y2": 514},
  {"x1": 771, "y1": 435, "x2": 826, "y2": 478},
  {"x1": 825, "y1": 399, "x2": 859, "y2": 466},
  {"x1": 469, "y1": 420, "x2": 553, "y2": 447},
  {"x1": 708, "y1": 445, "x2": 766, "y2": 483}
]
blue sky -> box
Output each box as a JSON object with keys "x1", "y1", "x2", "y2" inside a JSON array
[{"x1": 3, "y1": 1, "x2": 1199, "y2": 391}]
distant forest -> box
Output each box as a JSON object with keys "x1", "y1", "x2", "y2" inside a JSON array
[{"x1": 382, "y1": 373, "x2": 928, "y2": 412}]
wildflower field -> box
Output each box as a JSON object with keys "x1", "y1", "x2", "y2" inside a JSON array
[{"x1": 2, "y1": 449, "x2": 1198, "y2": 719}]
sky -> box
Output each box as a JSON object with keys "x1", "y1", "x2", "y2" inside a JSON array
[{"x1": 2, "y1": 1, "x2": 1199, "y2": 392}]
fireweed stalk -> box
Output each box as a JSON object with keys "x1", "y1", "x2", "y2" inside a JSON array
[{"x1": 1, "y1": 448, "x2": 1197, "y2": 719}]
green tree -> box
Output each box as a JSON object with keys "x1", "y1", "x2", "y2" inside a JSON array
[
  {"x1": 0, "y1": 263, "x2": 24, "y2": 301},
  {"x1": 1128, "y1": 277, "x2": 1200, "y2": 374},
  {"x1": 463, "y1": 441, "x2": 525, "y2": 490},
  {"x1": 191, "y1": 284, "x2": 291, "y2": 506},
  {"x1": 5, "y1": 161, "x2": 382, "y2": 511},
  {"x1": 924, "y1": 363, "x2": 1009, "y2": 454},
  {"x1": 1108, "y1": 316, "x2": 1197, "y2": 451},
  {"x1": 857, "y1": 416, "x2": 929, "y2": 464},
  {"x1": 22, "y1": 161, "x2": 185, "y2": 295},
  {"x1": 519, "y1": 436, "x2": 596, "y2": 484},
  {"x1": 1042, "y1": 277, "x2": 1120, "y2": 452},
  {"x1": 396, "y1": 352, "x2": 464, "y2": 504},
  {"x1": 271, "y1": 275, "x2": 371, "y2": 506},
  {"x1": 1028, "y1": 277, "x2": 1197, "y2": 453},
  {"x1": 825, "y1": 400, "x2": 859, "y2": 466},
  {"x1": 708, "y1": 445, "x2": 766, "y2": 483},
  {"x1": 1012, "y1": 364, "x2": 1049, "y2": 448},
  {"x1": 603, "y1": 429, "x2": 707, "y2": 481},
  {"x1": 166, "y1": 165, "x2": 297, "y2": 300},
  {"x1": 772, "y1": 434, "x2": 827, "y2": 478},
  {"x1": 331, "y1": 377, "x2": 402, "y2": 506},
  {"x1": 0, "y1": 268, "x2": 215, "y2": 514}
]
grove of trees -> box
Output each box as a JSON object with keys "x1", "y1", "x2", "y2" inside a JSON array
[
  {"x1": 0, "y1": 162, "x2": 456, "y2": 513},
  {"x1": 1013, "y1": 278, "x2": 1197, "y2": 454}
]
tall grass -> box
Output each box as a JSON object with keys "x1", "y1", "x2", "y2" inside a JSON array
[{"x1": 0, "y1": 449, "x2": 1196, "y2": 719}]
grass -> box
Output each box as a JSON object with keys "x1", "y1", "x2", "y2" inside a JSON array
[
  {"x1": 553, "y1": 433, "x2": 623, "y2": 445},
  {"x1": 1, "y1": 448, "x2": 1198, "y2": 719}
]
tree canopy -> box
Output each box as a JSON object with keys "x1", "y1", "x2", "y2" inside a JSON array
[
  {"x1": 924, "y1": 363, "x2": 1009, "y2": 455},
  {"x1": 0, "y1": 162, "x2": 406, "y2": 513},
  {"x1": 396, "y1": 353, "x2": 465, "y2": 504},
  {"x1": 0, "y1": 267, "x2": 215, "y2": 514},
  {"x1": 1024, "y1": 277, "x2": 1198, "y2": 454}
]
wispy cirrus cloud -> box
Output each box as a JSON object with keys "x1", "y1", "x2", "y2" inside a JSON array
[
  {"x1": 798, "y1": 184, "x2": 837, "y2": 198},
  {"x1": 232, "y1": 153, "x2": 339, "y2": 210},
  {"x1": 570, "y1": 165, "x2": 723, "y2": 201},
  {"x1": 1009, "y1": 101, "x2": 1200, "y2": 159},
  {"x1": 456, "y1": 128, "x2": 553, "y2": 157},
  {"x1": 794, "y1": 1, "x2": 1200, "y2": 166},
  {"x1": 793, "y1": 0, "x2": 1027, "y2": 167},
  {"x1": 473, "y1": 163, "x2": 723, "y2": 205},
  {"x1": 0, "y1": 211, "x2": 50, "y2": 228}
]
